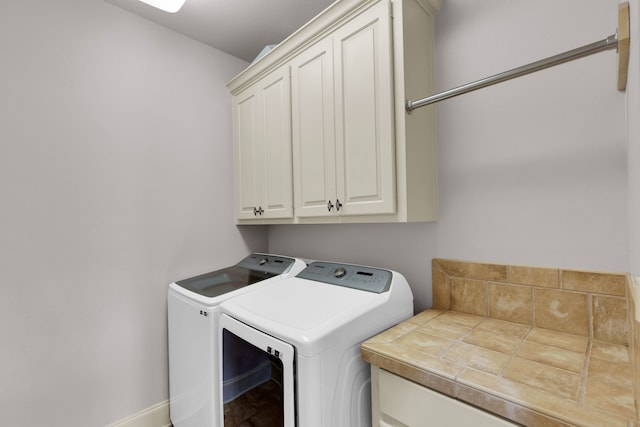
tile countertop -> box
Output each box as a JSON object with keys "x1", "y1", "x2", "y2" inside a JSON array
[
  {"x1": 361, "y1": 258, "x2": 640, "y2": 426},
  {"x1": 361, "y1": 309, "x2": 638, "y2": 427}
]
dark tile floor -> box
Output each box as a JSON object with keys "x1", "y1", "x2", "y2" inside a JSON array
[{"x1": 223, "y1": 380, "x2": 283, "y2": 427}]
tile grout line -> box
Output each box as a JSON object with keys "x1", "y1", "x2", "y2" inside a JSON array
[
  {"x1": 587, "y1": 293, "x2": 594, "y2": 340},
  {"x1": 497, "y1": 325, "x2": 533, "y2": 378},
  {"x1": 530, "y1": 285, "x2": 536, "y2": 328},
  {"x1": 577, "y1": 339, "x2": 592, "y2": 405}
]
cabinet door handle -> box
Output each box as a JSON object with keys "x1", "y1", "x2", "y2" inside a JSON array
[
  {"x1": 336, "y1": 199, "x2": 342, "y2": 211},
  {"x1": 253, "y1": 207, "x2": 258, "y2": 216},
  {"x1": 327, "y1": 200, "x2": 334, "y2": 212},
  {"x1": 258, "y1": 206, "x2": 264, "y2": 215}
]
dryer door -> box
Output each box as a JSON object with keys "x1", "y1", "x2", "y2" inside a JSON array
[{"x1": 219, "y1": 313, "x2": 296, "y2": 427}]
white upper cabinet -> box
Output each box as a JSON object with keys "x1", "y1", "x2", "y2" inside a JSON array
[
  {"x1": 291, "y1": 37, "x2": 337, "y2": 218},
  {"x1": 233, "y1": 66, "x2": 293, "y2": 220},
  {"x1": 292, "y1": 1, "x2": 394, "y2": 219},
  {"x1": 333, "y1": 1, "x2": 395, "y2": 217},
  {"x1": 228, "y1": 0, "x2": 442, "y2": 224},
  {"x1": 233, "y1": 84, "x2": 261, "y2": 220}
]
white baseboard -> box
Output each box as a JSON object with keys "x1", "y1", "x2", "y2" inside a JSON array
[{"x1": 106, "y1": 400, "x2": 171, "y2": 427}]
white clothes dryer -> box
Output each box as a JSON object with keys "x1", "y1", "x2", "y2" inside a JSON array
[
  {"x1": 217, "y1": 261, "x2": 414, "y2": 427},
  {"x1": 168, "y1": 253, "x2": 306, "y2": 427}
]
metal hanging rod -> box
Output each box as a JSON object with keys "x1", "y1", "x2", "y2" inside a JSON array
[{"x1": 406, "y1": 2, "x2": 630, "y2": 113}]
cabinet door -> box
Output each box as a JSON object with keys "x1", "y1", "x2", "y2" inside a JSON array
[
  {"x1": 233, "y1": 85, "x2": 264, "y2": 220},
  {"x1": 233, "y1": 68, "x2": 293, "y2": 221},
  {"x1": 333, "y1": 0, "x2": 396, "y2": 216},
  {"x1": 291, "y1": 37, "x2": 337, "y2": 218},
  {"x1": 375, "y1": 368, "x2": 517, "y2": 427},
  {"x1": 260, "y1": 67, "x2": 293, "y2": 219}
]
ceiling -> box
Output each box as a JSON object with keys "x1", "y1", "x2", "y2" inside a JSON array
[{"x1": 105, "y1": 0, "x2": 337, "y2": 62}]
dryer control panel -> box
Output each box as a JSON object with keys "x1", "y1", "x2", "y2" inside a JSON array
[{"x1": 297, "y1": 262, "x2": 392, "y2": 293}]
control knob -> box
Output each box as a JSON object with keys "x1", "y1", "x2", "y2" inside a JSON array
[{"x1": 334, "y1": 267, "x2": 347, "y2": 278}]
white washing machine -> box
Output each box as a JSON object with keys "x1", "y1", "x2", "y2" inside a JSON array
[
  {"x1": 168, "y1": 253, "x2": 307, "y2": 427},
  {"x1": 217, "y1": 261, "x2": 414, "y2": 427}
]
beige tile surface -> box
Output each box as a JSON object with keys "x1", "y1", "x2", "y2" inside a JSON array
[
  {"x1": 509, "y1": 265, "x2": 559, "y2": 288},
  {"x1": 516, "y1": 341, "x2": 584, "y2": 373},
  {"x1": 404, "y1": 308, "x2": 443, "y2": 326},
  {"x1": 417, "y1": 317, "x2": 471, "y2": 340},
  {"x1": 583, "y1": 377, "x2": 637, "y2": 419},
  {"x1": 365, "y1": 342, "x2": 464, "y2": 381},
  {"x1": 502, "y1": 357, "x2": 581, "y2": 400},
  {"x1": 450, "y1": 278, "x2": 487, "y2": 316},
  {"x1": 561, "y1": 270, "x2": 628, "y2": 296},
  {"x1": 534, "y1": 288, "x2": 589, "y2": 336},
  {"x1": 488, "y1": 282, "x2": 532, "y2": 324},
  {"x1": 397, "y1": 330, "x2": 453, "y2": 357},
  {"x1": 592, "y1": 294, "x2": 629, "y2": 346},
  {"x1": 587, "y1": 356, "x2": 633, "y2": 389},
  {"x1": 436, "y1": 310, "x2": 484, "y2": 328},
  {"x1": 363, "y1": 321, "x2": 417, "y2": 344},
  {"x1": 590, "y1": 341, "x2": 630, "y2": 363},
  {"x1": 442, "y1": 342, "x2": 510, "y2": 375},
  {"x1": 362, "y1": 307, "x2": 638, "y2": 427},
  {"x1": 434, "y1": 259, "x2": 508, "y2": 282},
  {"x1": 457, "y1": 368, "x2": 630, "y2": 427},
  {"x1": 476, "y1": 317, "x2": 531, "y2": 338},
  {"x1": 463, "y1": 328, "x2": 522, "y2": 354},
  {"x1": 525, "y1": 328, "x2": 589, "y2": 353},
  {"x1": 630, "y1": 285, "x2": 640, "y2": 414},
  {"x1": 365, "y1": 259, "x2": 639, "y2": 427},
  {"x1": 431, "y1": 260, "x2": 450, "y2": 309},
  {"x1": 455, "y1": 382, "x2": 575, "y2": 427}
]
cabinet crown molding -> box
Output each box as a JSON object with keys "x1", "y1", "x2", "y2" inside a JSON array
[
  {"x1": 228, "y1": 0, "x2": 371, "y2": 94},
  {"x1": 227, "y1": 0, "x2": 443, "y2": 95}
]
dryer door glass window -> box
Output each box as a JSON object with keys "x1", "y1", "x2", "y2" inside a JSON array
[
  {"x1": 220, "y1": 314, "x2": 295, "y2": 427},
  {"x1": 176, "y1": 267, "x2": 276, "y2": 297}
]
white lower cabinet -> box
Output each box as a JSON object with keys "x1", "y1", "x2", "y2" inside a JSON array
[{"x1": 372, "y1": 367, "x2": 517, "y2": 427}]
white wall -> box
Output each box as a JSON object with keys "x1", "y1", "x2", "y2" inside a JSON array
[
  {"x1": 269, "y1": 0, "x2": 629, "y2": 311},
  {"x1": 629, "y1": 0, "x2": 640, "y2": 279},
  {"x1": 1, "y1": 0, "x2": 634, "y2": 424},
  {"x1": 0, "y1": 1, "x2": 266, "y2": 426}
]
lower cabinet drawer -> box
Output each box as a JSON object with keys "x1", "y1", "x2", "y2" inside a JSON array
[{"x1": 374, "y1": 368, "x2": 517, "y2": 427}]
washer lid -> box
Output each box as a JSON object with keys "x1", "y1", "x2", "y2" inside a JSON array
[
  {"x1": 175, "y1": 254, "x2": 299, "y2": 298},
  {"x1": 176, "y1": 266, "x2": 276, "y2": 298}
]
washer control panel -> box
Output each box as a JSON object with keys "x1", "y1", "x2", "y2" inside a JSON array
[
  {"x1": 236, "y1": 253, "x2": 296, "y2": 275},
  {"x1": 297, "y1": 262, "x2": 392, "y2": 293}
]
